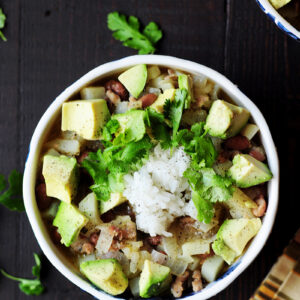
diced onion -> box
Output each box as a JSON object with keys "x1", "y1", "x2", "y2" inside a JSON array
[
  {"x1": 130, "y1": 252, "x2": 140, "y2": 274},
  {"x1": 129, "y1": 276, "x2": 140, "y2": 297},
  {"x1": 45, "y1": 138, "x2": 81, "y2": 156},
  {"x1": 115, "y1": 101, "x2": 129, "y2": 114},
  {"x1": 161, "y1": 236, "x2": 179, "y2": 259},
  {"x1": 151, "y1": 250, "x2": 168, "y2": 265},
  {"x1": 95, "y1": 226, "x2": 113, "y2": 256},
  {"x1": 77, "y1": 253, "x2": 96, "y2": 266},
  {"x1": 165, "y1": 257, "x2": 188, "y2": 276}
]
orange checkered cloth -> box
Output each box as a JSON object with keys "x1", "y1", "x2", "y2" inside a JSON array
[{"x1": 251, "y1": 229, "x2": 300, "y2": 300}]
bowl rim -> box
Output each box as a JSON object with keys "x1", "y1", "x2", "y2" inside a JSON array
[
  {"x1": 255, "y1": 0, "x2": 300, "y2": 40},
  {"x1": 23, "y1": 55, "x2": 279, "y2": 300}
]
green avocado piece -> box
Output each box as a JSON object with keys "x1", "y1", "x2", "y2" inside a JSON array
[
  {"x1": 53, "y1": 202, "x2": 89, "y2": 247},
  {"x1": 112, "y1": 109, "x2": 146, "y2": 144},
  {"x1": 178, "y1": 74, "x2": 194, "y2": 109},
  {"x1": 80, "y1": 259, "x2": 128, "y2": 296},
  {"x1": 212, "y1": 218, "x2": 262, "y2": 265},
  {"x1": 42, "y1": 155, "x2": 79, "y2": 203},
  {"x1": 118, "y1": 64, "x2": 147, "y2": 98},
  {"x1": 204, "y1": 100, "x2": 250, "y2": 139},
  {"x1": 78, "y1": 192, "x2": 101, "y2": 224},
  {"x1": 228, "y1": 154, "x2": 272, "y2": 188},
  {"x1": 100, "y1": 193, "x2": 127, "y2": 214},
  {"x1": 269, "y1": 0, "x2": 291, "y2": 9},
  {"x1": 201, "y1": 255, "x2": 225, "y2": 283},
  {"x1": 150, "y1": 88, "x2": 176, "y2": 113},
  {"x1": 139, "y1": 260, "x2": 171, "y2": 298}
]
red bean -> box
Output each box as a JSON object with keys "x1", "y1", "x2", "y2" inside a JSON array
[
  {"x1": 225, "y1": 135, "x2": 251, "y2": 150},
  {"x1": 35, "y1": 183, "x2": 52, "y2": 211},
  {"x1": 105, "y1": 80, "x2": 128, "y2": 100},
  {"x1": 139, "y1": 93, "x2": 158, "y2": 108},
  {"x1": 249, "y1": 147, "x2": 266, "y2": 161}
]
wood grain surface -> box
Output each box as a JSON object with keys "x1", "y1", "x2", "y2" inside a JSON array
[{"x1": 0, "y1": 0, "x2": 299, "y2": 299}]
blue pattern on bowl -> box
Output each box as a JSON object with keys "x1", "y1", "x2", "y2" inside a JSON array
[{"x1": 255, "y1": 0, "x2": 300, "y2": 41}]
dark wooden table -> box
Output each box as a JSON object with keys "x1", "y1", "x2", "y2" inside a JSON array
[{"x1": 0, "y1": 0, "x2": 299, "y2": 299}]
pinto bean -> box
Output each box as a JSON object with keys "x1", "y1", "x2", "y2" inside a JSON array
[
  {"x1": 192, "y1": 270, "x2": 203, "y2": 292},
  {"x1": 106, "y1": 90, "x2": 121, "y2": 105},
  {"x1": 140, "y1": 93, "x2": 158, "y2": 108},
  {"x1": 105, "y1": 80, "x2": 128, "y2": 100},
  {"x1": 252, "y1": 195, "x2": 267, "y2": 217},
  {"x1": 171, "y1": 271, "x2": 190, "y2": 298},
  {"x1": 217, "y1": 150, "x2": 229, "y2": 163},
  {"x1": 36, "y1": 183, "x2": 52, "y2": 211},
  {"x1": 242, "y1": 185, "x2": 267, "y2": 200},
  {"x1": 249, "y1": 146, "x2": 266, "y2": 162},
  {"x1": 225, "y1": 135, "x2": 251, "y2": 150}
]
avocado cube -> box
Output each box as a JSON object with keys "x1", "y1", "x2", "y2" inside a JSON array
[
  {"x1": 53, "y1": 202, "x2": 89, "y2": 247},
  {"x1": 178, "y1": 74, "x2": 194, "y2": 109},
  {"x1": 150, "y1": 88, "x2": 176, "y2": 113},
  {"x1": 139, "y1": 260, "x2": 171, "y2": 298},
  {"x1": 100, "y1": 193, "x2": 127, "y2": 215},
  {"x1": 80, "y1": 86, "x2": 106, "y2": 100},
  {"x1": 112, "y1": 110, "x2": 146, "y2": 144},
  {"x1": 269, "y1": 0, "x2": 291, "y2": 9},
  {"x1": 80, "y1": 259, "x2": 128, "y2": 296},
  {"x1": 42, "y1": 155, "x2": 79, "y2": 203},
  {"x1": 61, "y1": 99, "x2": 110, "y2": 140},
  {"x1": 118, "y1": 64, "x2": 147, "y2": 98},
  {"x1": 78, "y1": 193, "x2": 101, "y2": 224},
  {"x1": 212, "y1": 218, "x2": 262, "y2": 264},
  {"x1": 228, "y1": 154, "x2": 272, "y2": 188},
  {"x1": 204, "y1": 100, "x2": 250, "y2": 139},
  {"x1": 201, "y1": 255, "x2": 225, "y2": 282}
]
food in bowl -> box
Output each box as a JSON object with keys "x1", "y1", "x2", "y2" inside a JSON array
[
  {"x1": 35, "y1": 64, "x2": 273, "y2": 298},
  {"x1": 269, "y1": 0, "x2": 300, "y2": 29}
]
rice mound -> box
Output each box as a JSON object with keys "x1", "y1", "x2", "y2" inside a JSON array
[{"x1": 123, "y1": 144, "x2": 194, "y2": 237}]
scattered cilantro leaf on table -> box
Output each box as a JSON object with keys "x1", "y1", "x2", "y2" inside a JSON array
[
  {"x1": 1, "y1": 253, "x2": 44, "y2": 295},
  {"x1": 107, "y1": 11, "x2": 162, "y2": 54},
  {"x1": 0, "y1": 8, "x2": 7, "y2": 42},
  {"x1": 0, "y1": 170, "x2": 24, "y2": 211},
  {"x1": 184, "y1": 167, "x2": 234, "y2": 223}
]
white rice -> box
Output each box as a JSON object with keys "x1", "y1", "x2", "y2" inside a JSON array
[{"x1": 123, "y1": 144, "x2": 195, "y2": 237}]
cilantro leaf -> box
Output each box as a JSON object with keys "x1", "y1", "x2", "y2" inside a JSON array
[
  {"x1": 0, "y1": 8, "x2": 7, "y2": 42},
  {"x1": 176, "y1": 122, "x2": 217, "y2": 168},
  {"x1": 107, "y1": 12, "x2": 162, "y2": 54},
  {"x1": 0, "y1": 170, "x2": 24, "y2": 211},
  {"x1": 102, "y1": 119, "x2": 120, "y2": 142},
  {"x1": 163, "y1": 89, "x2": 188, "y2": 142},
  {"x1": 1, "y1": 253, "x2": 44, "y2": 296},
  {"x1": 184, "y1": 167, "x2": 234, "y2": 223},
  {"x1": 82, "y1": 136, "x2": 153, "y2": 201}
]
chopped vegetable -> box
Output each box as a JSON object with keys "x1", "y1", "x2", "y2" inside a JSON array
[
  {"x1": 0, "y1": 8, "x2": 7, "y2": 42},
  {"x1": 107, "y1": 12, "x2": 162, "y2": 54},
  {"x1": 0, "y1": 170, "x2": 24, "y2": 211},
  {"x1": 1, "y1": 253, "x2": 44, "y2": 295}
]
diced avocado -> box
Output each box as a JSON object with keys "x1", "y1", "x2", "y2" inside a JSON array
[
  {"x1": 212, "y1": 218, "x2": 262, "y2": 264},
  {"x1": 178, "y1": 74, "x2": 194, "y2": 109},
  {"x1": 78, "y1": 193, "x2": 101, "y2": 224},
  {"x1": 228, "y1": 154, "x2": 272, "y2": 188},
  {"x1": 80, "y1": 86, "x2": 106, "y2": 100},
  {"x1": 269, "y1": 0, "x2": 291, "y2": 10},
  {"x1": 204, "y1": 100, "x2": 250, "y2": 139},
  {"x1": 100, "y1": 193, "x2": 127, "y2": 214},
  {"x1": 118, "y1": 64, "x2": 147, "y2": 98},
  {"x1": 61, "y1": 99, "x2": 110, "y2": 140},
  {"x1": 241, "y1": 124, "x2": 259, "y2": 140},
  {"x1": 80, "y1": 259, "x2": 128, "y2": 296},
  {"x1": 147, "y1": 66, "x2": 161, "y2": 81},
  {"x1": 42, "y1": 155, "x2": 79, "y2": 203},
  {"x1": 139, "y1": 260, "x2": 171, "y2": 298},
  {"x1": 225, "y1": 187, "x2": 257, "y2": 219},
  {"x1": 150, "y1": 88, "x2": 176, "y2": 113},
  {"x1": 181, "y1": 109, "x2": 207, "y2": 127},
  {"x1": 53, "y1": 202, "x2": 89, "y2": 246},
  {"x1": 112, "y1": 110, "x2": 146, "y2": 143},
  {"x1": 201, "y1": 255, "x2": 225, "y2": 282}
]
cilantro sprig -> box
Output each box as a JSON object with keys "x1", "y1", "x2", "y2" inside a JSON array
[
  {"x1": 0, "y1": 8, "x2": 7, "y2": 42},
  {"x1": 1, "y1": 253, "x2": 44, "y2": 295},
  {"x1": 107, "y1": 12, "x2": 162, "y2": 54},
  {"x1": 0, "y1": 170, "x2": 24, "y2": 211}
]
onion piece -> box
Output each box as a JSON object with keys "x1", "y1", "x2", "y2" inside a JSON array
[
  {"x1": 129, "y1": 276, "x2": 140, "y2": 297},
  {"x1": 161, "y1": 236, "x2": 179, "y2": 259},
  {"x1": 165, "y1": 257, "x2": 188, "y2": 276},
  {"x1": 95, "y1": 226, "x2": 113, "y2": 256},
  {"x1": 45, "y1": 138, "x2": 81, "y2": 156},
  {"x1": 77, "y1": 253, "x2": 96, "y2": 267},
  {"x1": 151, "y1": 250, "x2": 168, "y2": 265},
  {"x1": 115, "y1": 101, "x2": 129, "y2": 114},
  {"x1": 130, "y1": 252, "x2": 140, "y2": 274}
]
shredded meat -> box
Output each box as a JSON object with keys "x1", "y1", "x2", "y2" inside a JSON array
[
  {"x1": 89, "y1": 232, "x2": 100, "y2": 246},
  {"x1": 179, "y1": 216, "x2": 196, "y2": 228},
  {"x1": 71, "y1": 235, "x2": 95, "y2": 255},
  {"x1": 192, "y1": 270, "x2": 203, "y2": 292},
  {"x1": 146, "y1": 235, "x2": 162, "y2": 246},
  {"x1": 171, "y1": 271, "x2": 190, "y2": 298}
]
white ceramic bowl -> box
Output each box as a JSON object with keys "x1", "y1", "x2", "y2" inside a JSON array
[
  {"x1": 256, "y1": 0, "x2": 300, "y2": 41},
  {"x1": 23, "y1": 55, "x2": 279, "y2": 300}
]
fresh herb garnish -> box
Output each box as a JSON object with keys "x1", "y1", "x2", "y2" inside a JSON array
[
  {"x1": 82, "y1": 136, "x2": 153, "y2": 201},
  {"x1": 102, "y1": 119, "x2": 120, "y2": 143},
  {"x1": 163, "y1": 88, "x2": 188, "y2": 142},
  {"x1": 0, "y1": 170, "x2": 24, "y2": 211},
  {"x1": 175, "y1": 122, "x2": 217, "y2": 168},
  {"x1": 184, "y1": 168, "x2": 234, "y2": 223},
  {"x1": 1, "y1": 253, "x2": 44, "y2": 295},
  {"x1": 0, "y1": 8, "x2": 7, "y2": 42},
  {"x1": 107, "y1": 12, "x2": 162, "y2": 54}
]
